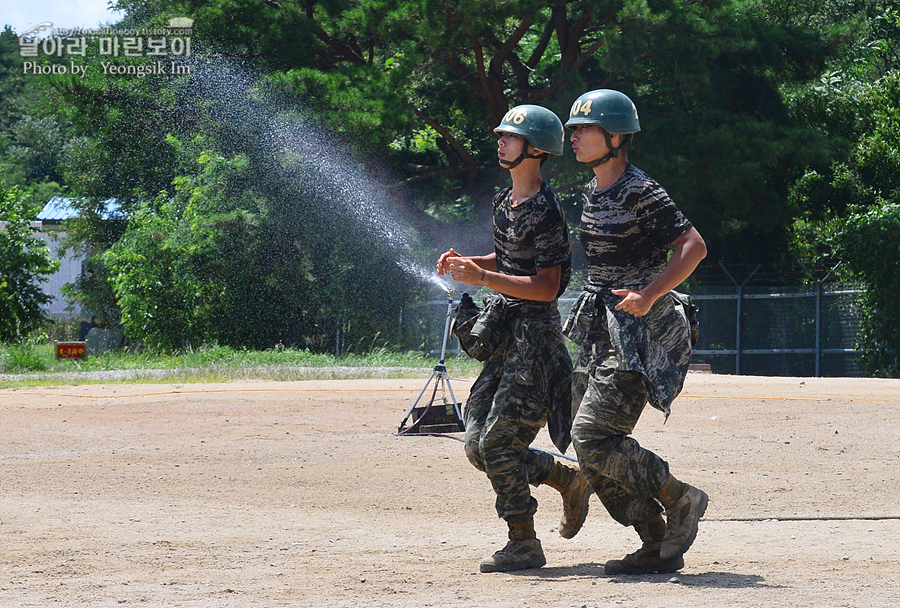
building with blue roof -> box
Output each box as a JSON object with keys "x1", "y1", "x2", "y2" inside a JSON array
[
  {"x1": 37, "y1": 197, "x2": 122, "y2": 223},
  {"x1": 28, "y1": 198, "x2": 123, "y2": 318}
]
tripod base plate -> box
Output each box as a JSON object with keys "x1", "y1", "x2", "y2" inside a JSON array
[{"x1": 398, "y1": 402, "x2": 464, "y2": 434}]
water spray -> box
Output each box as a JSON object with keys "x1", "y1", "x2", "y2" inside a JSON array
[{"x1": 173, "y1": 56, "x2": 450, "y2": 297}]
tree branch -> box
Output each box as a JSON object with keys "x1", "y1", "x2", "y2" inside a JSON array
[
  {"x1": 303, "y1": 0, "x2": 366, "y2": 64},
  {"x1": 561, "y1": 13, "x2": 594, "y2": 69},
  {"x1": 492, "y1": 16, "x2": 532, "y2": 72},
  {"x1": 574, "y1": 37, "x2": 607, "y2": 71},
  {"x1": 486, "y1": 18, "x2": 533, "y2": 109},
  {"x1": 526, "y1": 19, "x2": 555, "y2": 70},
  {"x1": 462, "y1": 21, "x2": 491, "y2": 99},
  {"x1": 462, "y1": 22, "x2": 512, "y2": 120},
  {"x1": 410, "y1": 106, "x2": 479, "y2": 177},
  {"x1": 552, "y1": 0, "x2": 570, "y2": 63},
  {"x1": 390, "y1": 166, "x2": 468, "y2": 187},
  {"x1": 445, "y1": 55, "x2": 487, "y2": 103},
  {"x1": 596, "y1": 51, "x2": 654, "y2": 89},
  {"x1": 525, "y1": 36, "x2": 607, "y2": 105}
]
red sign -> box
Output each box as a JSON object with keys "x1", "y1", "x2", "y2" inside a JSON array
[{"x1": 56, "y1": 341, "x2": 87, "y2": 359}]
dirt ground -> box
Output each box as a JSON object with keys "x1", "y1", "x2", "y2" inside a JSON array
[{"x1": 2, "y1": 372, "x2": 899, "y2": 608}]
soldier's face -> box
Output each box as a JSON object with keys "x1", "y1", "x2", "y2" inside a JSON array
[
  {"x1": 497, "y1": 132, "x2": 527, "y2": 165},
  {"x1": 570, "y1": 125, "x2": 609, "y2": 164}
]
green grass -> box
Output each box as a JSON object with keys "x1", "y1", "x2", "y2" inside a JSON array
[{"x1": 0, "y1": 342, "x2": 482, "y2": 388}]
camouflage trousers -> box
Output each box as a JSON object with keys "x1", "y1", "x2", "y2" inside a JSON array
[
  {"x1": 463, "y1": 305, "x2": 571, "y2": 523},
  {"x1": 570, "y1": 349, "x2": 669, "y2": 527}
]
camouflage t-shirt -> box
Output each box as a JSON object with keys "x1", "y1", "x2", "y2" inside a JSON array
[
  {"x1": 580, "y1": 164, "x2": 691, "y2": 288},
  {"x1": 492, "y1": 182, "x2": 572, "y2": 300}
]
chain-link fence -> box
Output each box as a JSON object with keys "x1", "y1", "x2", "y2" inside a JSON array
[
  {"x1": 400, "y1": 277, "x2": 867, "y2": 377},
  {"x1": 398, "y1": 292, "x2": 579, "y2": 360},
  {"x1": 691, "y1": 283, "x2": 865, "y2": 376}
]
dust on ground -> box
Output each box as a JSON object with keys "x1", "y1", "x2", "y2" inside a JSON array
[{"x1": 1, "y1": 373, "x2": 899, "y2": 607}]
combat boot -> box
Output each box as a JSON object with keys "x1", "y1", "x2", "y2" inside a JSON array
[
  {"x1": 604, "y1": 513, "x2": 684, "y2": 575},
  {"x1": 543, "y1": 461, "x2": 592, "y2": 539},
  {"x1": 479, "y1": 518, "x2": 546, "y2": 573},
  {"x1": 657, "y1": 475, "x2": 709, "y2": 561}
]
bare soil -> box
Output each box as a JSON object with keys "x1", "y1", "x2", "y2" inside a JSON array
[{"x1": 2, "y1": 373, "x2": 899, "y2": 607}]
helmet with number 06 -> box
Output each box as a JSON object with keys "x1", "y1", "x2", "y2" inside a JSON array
[
  {"x1": 565, "y1": 89, "x2": 641, "y2": 134},
  {"x1": 494, "y1": 105, "x2": 565, "y2": 156}
]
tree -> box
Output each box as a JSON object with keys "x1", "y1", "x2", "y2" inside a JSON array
[
  {"x1": 837, "y1": 202, "x2": 900, "y2": 376},
  {"x1": 5, "y1": 1, "x2": 849, "y2": 351},
  {"x1": 104, "y1": 0, "x2": 840, "y2": 262},
  {"x1": 785, "y1": 1, "x2": 900, "y2": 375},
  {"x1": 790, "y1": 69, "x2": 900, "y2": 375},
  {"x1": 274, "y1": 0, "x2": 844, "y2": 262},
  {"x1": 0, "y1": 182, "x2": 60, "y2": 342},
  {"x1": 0, "y1": 27, "x2": 65, "y2": 206},
  {"x1": 102, "y1": 135, "x2": 418, "y2": 351}
]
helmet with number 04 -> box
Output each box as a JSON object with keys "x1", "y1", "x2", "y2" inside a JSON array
[
  {"x1": 494, "y1": 105, "x2": 565, "y2": 156},
  {"x1": 565, "y1": 89, "x2": 641, "y2": 134}
]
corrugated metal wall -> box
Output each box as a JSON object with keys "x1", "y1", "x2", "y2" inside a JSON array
[{"x1": 32, "y1": 226, "x2": 84, "y2": 318}]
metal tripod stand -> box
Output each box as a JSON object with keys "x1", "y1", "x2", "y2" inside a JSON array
[{"x1": 397, "y1": 292, "x2": 464, "y2": 435}]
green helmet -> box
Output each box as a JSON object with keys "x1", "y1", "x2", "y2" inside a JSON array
[
  {"x1": 494, "y1": 105, "x2": 565, "y2": 156},
  {"x1": 565, "y1": 89, "x2": 640, "y2": 134}
]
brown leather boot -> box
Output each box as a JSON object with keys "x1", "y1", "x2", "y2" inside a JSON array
[
  {"x1": 479, "y1": 519, "x2": 546, "y2": 573},
  {"x1": 657, "y1": 475, "x2": 709, "y2": 561},
  {"x1": 543, "y1": 461, "x2": 592, "y2": 539},
  {"x1": 604, "y1": 514, "x2": 684, "y2": 575}
]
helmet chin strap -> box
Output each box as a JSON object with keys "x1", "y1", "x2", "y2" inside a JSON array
[
  {"x1": 586, "y1": 131, "x2": 627, "y2": 168},
  {"x1": 500, "y1": 150, "x2": 548, "y2": 169}
]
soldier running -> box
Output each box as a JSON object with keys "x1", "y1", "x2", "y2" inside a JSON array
[
  {"x1": 436, "y1": 105, "x2": 591, "y2": 573},
  {"x1": 564, "y1": 89, "x2": 709, "y2": 574}
]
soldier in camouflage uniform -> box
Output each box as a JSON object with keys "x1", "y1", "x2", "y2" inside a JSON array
[
  {"x1": 437, "y1": 105, "x2": 590, "y2": 573},
  {"x1": 564, "y1": 89, "x2": 710, "y2": 574}
]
